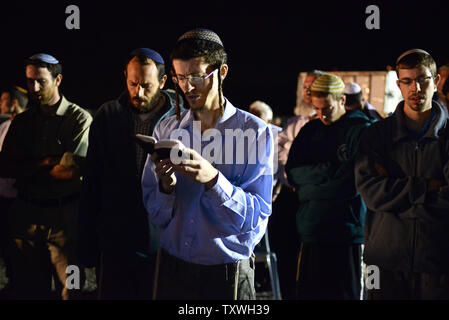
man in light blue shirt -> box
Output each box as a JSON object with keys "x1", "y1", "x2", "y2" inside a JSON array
[{"x1": 141, "y1": 28, "x2": 274, "y2": 300}]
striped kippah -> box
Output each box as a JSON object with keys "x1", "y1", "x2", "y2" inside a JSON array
[
  {"x1": 177, "y1": 28, "x2": 224, "y2": 47},
  {"x1": 29, "y1": 53, "x2": 59, "y2": 64},
  {"x1": 311, "y1": 74, "x2": 345, "y2": 94},
  {"x1": 396, "y1": 48, "x2": 431, "y2": 65}
]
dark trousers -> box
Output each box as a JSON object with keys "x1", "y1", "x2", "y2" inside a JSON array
[
  {"x1": 296, "y1": 243, "x2": 362, "y2": 300},
  {"x1": 98, "y1": 251, "x2": 156, "y2": 300},
  {"x1": 6, "y1": 198, "x2": 83, "y2": 300},
  {"x1": 366, "y1": 268, "x2": 449, "y2": 300},
  {"x1": 0, "y1": 197, "x2": 14, "y2": 291},
  {"x1": 155, "y1": 249, "x2": 256, "y2": 300},
  {"x1": 268, "y1": 186, "x2": 300, "y2": 300}
]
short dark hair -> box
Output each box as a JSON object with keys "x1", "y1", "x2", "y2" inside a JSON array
[
  {"x1": 396, "y1": 52, "x2": 437, "y2": 77},
  {"x1": 125, "y1": 55, "x2": 165, "y2": 81},
  {"x1": 1, "y1": 86, "x2": 28, "y2": 113},
  {"x1": 24, "y1": 59, "x2": 62, "y2": 79},
  {"x1": 442, "y1": 78, "x2": 449, "y2": 97},
  {"x1": 170, "y1": 39, "x2": 227, "y2": 119},
  {"x1": 344, "y1": 92, "x2": 363, "y2": 106}
]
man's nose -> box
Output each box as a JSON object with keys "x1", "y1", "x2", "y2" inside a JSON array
[
  {"x1": 33, "y1": 81, "x2": 40, "y2": 92},
  {"x1": 411, "y1": 80, "x2": 421, "y2": 92},
  {"x1": 181, "y1": 80, "x2": 194, "y2": 92},
  {"x1": 137, "y1": 85, "x2": 145, "y2": 97}
]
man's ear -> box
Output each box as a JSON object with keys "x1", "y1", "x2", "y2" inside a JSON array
[
  {"x1": 340, "y1": 94, "x2": 346, "y2": 107},
  {"x1": 220, "y1": 64, "x2": 229, "y2": 80},
  {"x1": 159, "y1": 74, "x2": 168, "y2": 89},
  {"x1": 434, "y1": 74, "x2": 441, "y2": 92},
  {"x1": 55, "y1": 74, "x2": 63, "y2": 87}
]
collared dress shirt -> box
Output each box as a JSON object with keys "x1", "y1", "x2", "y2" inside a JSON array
[{"x1": 142, "y1": 99, "x2": 274, "y2": 265}]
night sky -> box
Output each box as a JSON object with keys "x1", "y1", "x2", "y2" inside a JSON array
[{"x1": 1, "y1": 1, "x2": 448, "y2": 117}]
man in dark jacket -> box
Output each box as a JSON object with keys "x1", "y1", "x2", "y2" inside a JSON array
[
  {"x1": 355, "y1": 49, "x2": 449, "y2": 299},
  {"x1": 286, "y1": 74, "x2": 373, "y2": 300},
  {"x1": 79, "y1": 48, "x2": 183, "y2": 299}
]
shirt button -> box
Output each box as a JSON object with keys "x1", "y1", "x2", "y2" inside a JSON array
[
  {"x1": 190, "y1": 219, "x2": 194, "y2": 223},
  {"x1": 184, "y1": 242, "x2": 189, "y2": 247}
]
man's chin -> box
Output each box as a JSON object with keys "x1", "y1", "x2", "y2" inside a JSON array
[
  {"x1": 407, "y1": 101, "x2": 428, "y2": 112},
  {"x1": 132, "y1": 102, "x2": 150, "y2": 112}
]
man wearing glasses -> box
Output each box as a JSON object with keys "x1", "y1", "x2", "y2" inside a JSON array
[
  {"x1": 355, "y1": 49, "x2": 449, "y2": 299},
  {"x1": 141, "y1": 29, "x2": 274, "y2": 299}
]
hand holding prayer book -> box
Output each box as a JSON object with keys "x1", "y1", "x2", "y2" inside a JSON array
[{"x1": 133, "y1": 134, "x2": 187, "y2": 160}]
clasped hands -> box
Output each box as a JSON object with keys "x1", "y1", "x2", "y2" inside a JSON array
[
  {"x1": 374, "y1": 162, "x2": 444, "y2": 193},
  {"x1": 39, "y1": 152, "x2": 79, "y2": 180},
  {"x1": 151, "y1": 147, "x2": 218, "y2": 194}
]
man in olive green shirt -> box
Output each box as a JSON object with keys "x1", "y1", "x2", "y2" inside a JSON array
[{"x1": 0, "y1": 53, "x2": 92, "y2": 299}]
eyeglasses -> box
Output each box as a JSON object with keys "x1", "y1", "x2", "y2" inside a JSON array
[
  {"x1": 172, "y1": 69, "x2": 216, "y2": 86},
  {"x1": 398, "y1": 76, "x2": 433, "y2": 86}
]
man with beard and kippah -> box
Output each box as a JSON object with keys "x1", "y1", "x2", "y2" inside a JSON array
[
  {"x1": 355, "y1": 49, "x2": 449, "y2": 300},
  {"x1": 141, "y1": 29, "x2": 274, "y2": 300},
  {"x1": 0, "y1": 53, "x2": 92, "y2": 299},
  {"x1": 286, "y1": 73, "x2": 373, "y2": 300},
  {"x1": 79, "y1": 48, "x2": 183, "y2": 299}
]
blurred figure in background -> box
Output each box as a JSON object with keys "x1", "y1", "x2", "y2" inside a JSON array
[
  {"x1": 442, "y1": 76, "x2": 449, "y2": 108},
  {"x1": 0, "y1": 86, "x2": 27, "y2": 296},
  {"x1": 249, "y1": 100, "x2": 282, "y2": 183},
  {"x1": 268, "y1": 70, "x2": 323, "y2": 300},
  {"x1": 344, "y1": 82, "x2": 383, "y2": 121}
]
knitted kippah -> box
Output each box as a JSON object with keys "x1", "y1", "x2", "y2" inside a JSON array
[
  {"x1": 29, "y1": 53, "x2": 59, "y2": 64},
  {"x1": 396, "y1": 49, "x2": 431, "y2": 65},
  {"x1": 130, "y1": 48, "x2": 164, "y2": 64},
  {"x1": 177, "y1": 28, "x2": 224, "y2": 47},
  {"x1": 311, "y1": 74, "x2": 345, "y2": 94},
  {"x1": 344, "y1": 82, "x2": 362, "y2": 95}
]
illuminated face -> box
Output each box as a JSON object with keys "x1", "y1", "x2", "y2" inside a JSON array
[
  {"x1": 397, "y1": 65, "x2": 440, "y2": 113},
  {"x1": 302, "y1": 74, "x2": 319, "y2": 105},
  {"x1": 26, "y1": 65, "x2": 61, "y2": 106},
  {"x1": 126, "y1": 57, "x2": 166, "y2": 112},
  {"x1": 312, "y1": 94, "x2": 346, "y2": 126},
  {"x1": 0, "y1": 92, "x2": 12, "y2": 114},
  {"x1": 172, "y1": 57, "x2": 226, "y2": 112}
]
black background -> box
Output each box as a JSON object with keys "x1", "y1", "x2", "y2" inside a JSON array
[{"x1": 1, "y1": 0, "x2": 448, "y2": 117}]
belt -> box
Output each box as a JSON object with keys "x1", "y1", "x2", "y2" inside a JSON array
[
  {"x1": 160, "y1": 249, "x2": 239, "y2": 275},
  {"x1": 18, "y1": 193, "x2": 80, "y2": 207}
]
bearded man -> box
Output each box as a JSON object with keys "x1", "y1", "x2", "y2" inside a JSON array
[{"x1": 79, "y1": 48, "x2": 184, "y2": 299}]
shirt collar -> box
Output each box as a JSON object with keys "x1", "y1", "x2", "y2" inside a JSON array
[
  {"x1": 179, "y1": 97, "x2": 236, "y2": 130},
  {"x1": 393, "y1": 100, "x2": 448, "y2": 142},
  {"x1": 55, "y1": 95, "x2": 70, "y2": 116},
  {"x1": 28, "y1": 95, "x2": 68, "y2": 116}
]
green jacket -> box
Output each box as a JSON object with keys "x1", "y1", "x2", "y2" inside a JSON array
[{"x1": 286, "y1": 109, "x2": 374, "y2": 244}]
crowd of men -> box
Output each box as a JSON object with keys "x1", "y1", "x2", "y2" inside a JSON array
[{"x1": 0, "y1": 28, "x2": 449, "y2": 301}]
